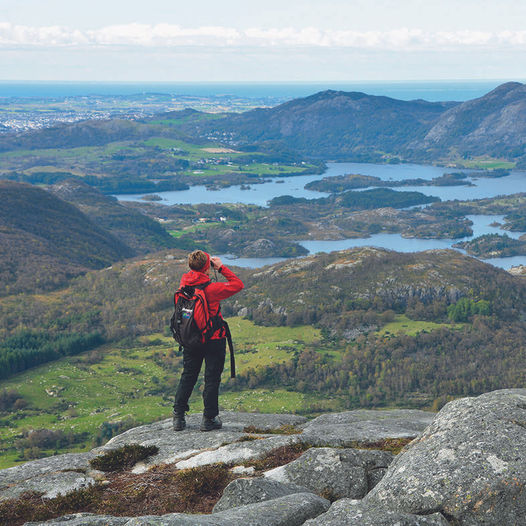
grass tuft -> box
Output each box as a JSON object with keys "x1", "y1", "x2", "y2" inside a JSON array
[
  {"x1": 89, "y1": 444, "x2": 159, "y2": 472},
  {"x1": 243, "y1": 443, "x2": 310, "y2": 472},
  {"x1": 242, "y1": 424, "x2": 302, "y2": 435},
  {"x1": 348, "y1": 437, "x2": 414, "y2": 455}
]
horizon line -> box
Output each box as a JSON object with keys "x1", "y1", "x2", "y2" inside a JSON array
[{"x1": 0, "y1": 78, "x2": 523, "y2": 84}]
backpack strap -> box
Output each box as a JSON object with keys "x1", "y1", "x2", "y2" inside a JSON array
[{"x1": 222, "y1": 320, "x2": 235, "y2": 379}]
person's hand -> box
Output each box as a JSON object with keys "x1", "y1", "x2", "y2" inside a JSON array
[{"x1": 210, "y1": 256, "x2": 223, "y2": 270}]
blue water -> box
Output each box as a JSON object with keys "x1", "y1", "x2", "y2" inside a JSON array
[
  {"x1": 117, "y1": 162, "x2": 526, "y2": 207},
  {"x1": 219, "y1": 214, "x2": 526, "y2": 270},
  {"x1": 118, "y1": 161, "x2": 526, "y2": 270},
  {"x1": 0, "y1": 80, "x2": 514, "y2": 102}
]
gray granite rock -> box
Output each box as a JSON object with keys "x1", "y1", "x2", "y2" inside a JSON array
[
  {"x1": 95, "y1": 412, "x2": 305, "y2": 473},
  {"x1": 303, "y1": 499, "x2": 450, "y2": 526},
  {"x1": 175, "y1": 434, "x2": 301, "y2": 470},
  {"x1": 264, "y1": 447, "x2": 394, "y2": 499},
  {"x1": 124, "y1": 493, "x2": 329, "y2": 525},
  {"x1": 212, "y1": 477, "x2": 313, "y2": 512},
  {"x1": 0, "y1": 470, "x2": 95, "y2": 501},
  {"x1": 0, "y1": 452, "x2": 97, "y2": 505},
  {"x1": 300, "y1": 409, "x2": 434, "y2": 446},
  {"x1": 32, "y1": 493, "x2": 329, "y2": 525},
  {"x1": 367, "y1": 389, "x2": 526, "y2": 525},
  {"x1": 24, "y1": 513, "x2": 129, "y2": 525},
  {"x1": 0, "y1": 452, "x2": 95, "y2": 490}
]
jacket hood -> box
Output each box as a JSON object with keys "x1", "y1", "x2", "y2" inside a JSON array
[{"x1": 180, "y1": 270, "x2": 211, "y2": 287}]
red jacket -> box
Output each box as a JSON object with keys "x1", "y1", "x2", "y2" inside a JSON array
[{"x1": 179, "y1": 266, "x2": 244, "y2": 339}]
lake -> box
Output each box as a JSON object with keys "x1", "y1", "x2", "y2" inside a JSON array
[{"x1": 115, "y1": 162, "x2": 526, "y2": 269}]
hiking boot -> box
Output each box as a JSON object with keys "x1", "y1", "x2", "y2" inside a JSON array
[
  {"x1": 173, "y1": 412, "x2": 186, "y2": 431},
  {"x1": 200, "y1": 415, "x2": 222, "y2": 432}
]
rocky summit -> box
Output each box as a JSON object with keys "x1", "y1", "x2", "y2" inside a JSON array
[{"x1": 1, "y1": 389, "x2": 525, "y2": 525}]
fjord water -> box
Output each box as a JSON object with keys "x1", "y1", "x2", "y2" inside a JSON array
[
  {"x1": 116, "y1": 162, "x2": 526, "y2": 270},
  {"x1": 219, "y1": 214, "x2": 526, "y2": 271},
  {"x1": 117, "y1": 162, "x2": 526, "y2": 206}
]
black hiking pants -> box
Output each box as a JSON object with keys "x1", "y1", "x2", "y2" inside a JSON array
[{"x1": 173, "y1": 338, "x2": 226, "y2": 418}]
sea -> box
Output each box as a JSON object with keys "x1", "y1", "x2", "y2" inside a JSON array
[{"x1": 0, "y1": 80, "x2": 518, "y2": 102}]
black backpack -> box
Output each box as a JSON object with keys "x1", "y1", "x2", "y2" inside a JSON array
[{"x1": 170, "y1": 282, "x2": 236, "y2": 378}]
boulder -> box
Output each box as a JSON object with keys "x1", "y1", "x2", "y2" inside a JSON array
[
  {"x1": 213, "y1": 477, "x2": 313, "y2": 512},
  {"x1": 129, "y1": 493, "x2": 329, "y2": 525},
  {"x1": 265, "y1": 447, "x2": 393, "y2": 499},
  {"x1": 24, "y1": 514, "x2": 129, "y2": 525},
  {"x1": 0, "y1": 452, "x2": 97, "y2": 502},
  {"x1": 0, "y1": 471, "x2": 95, "y2": 501},
  {"x1": 300, "y1": 409, "x2": 434, "y2": 447},
  {"x1": 302, "y1": 499, "x2": 450, "y2": 526},
  {"x1": 366, "y1": 389, "x2": 526, "y2": 525},
  {"x1": 30, "y1": 493, "x2": 330, "y2": 526}
]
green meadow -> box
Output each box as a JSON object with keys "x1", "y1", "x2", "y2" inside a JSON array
[
  {"x1": 376, "y1": 314, "x2": 463, "y2": 337},
  {"x1": 0, "y1": 318, "x2": 324, "y2": 469}
]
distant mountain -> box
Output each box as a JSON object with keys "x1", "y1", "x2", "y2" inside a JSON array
[
  {"x1": 48, "y1": 180, "x2": 178, "y2": 254},
  {"x1": 185, "y1": 83, "x2": 526, "y2": 164},
  {"x1": 0, "y1": 181, "x2": 134, "y2": 295},
  {"x1": 187, "y1": 90, "x2": 455, "y2": 161},
  {"x1": 2, "y1": 83, "x2": 526, "y2": 165},
  {"x1": 409, "y1": 82, "x2": 526, "y2": 162}
]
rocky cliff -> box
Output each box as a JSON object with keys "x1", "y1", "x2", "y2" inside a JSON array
[{"x1": 1, "y1": 389, "x2": 525, "y2": 525}]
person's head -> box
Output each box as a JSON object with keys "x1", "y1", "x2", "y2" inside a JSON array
[{"x1": 188, "y1": 250, "x2": 211, "y2": 274}]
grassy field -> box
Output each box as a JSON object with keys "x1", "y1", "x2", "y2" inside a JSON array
[
  {"x1": 0, "y1": 134, "x2": 317, "y2": 183},
  {"x1": 376, "y1": 314, "x2": 462, "y2": 337},
  {"x1": 458, "y1": 158, "x2": 516, "y2": 170},
  {"x1": 0, "y1": 318, "x2": 323, "y2": 469}
]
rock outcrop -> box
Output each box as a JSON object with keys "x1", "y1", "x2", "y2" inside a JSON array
[
  {"x1": 0, "y1": 452, "x2": 98, "y2": 502},
  {"x1": 366, "y1": 389, "x2": 526, "y2": 525},
  {"x1": 212, "y1": 477, "x2": 312, "y2": 512},
  {"x1": 303, "y1": 499, "x2": 450, "y2": 526},
  {"x1": 264, "y1": 447, "x2": 393, "y2": 499},
  {"x1": 3, "y1": 390, "x2": 525, "y2": 526},
  {"x1": 299, "y1": 409, "x2": 434, "y2": 446}
]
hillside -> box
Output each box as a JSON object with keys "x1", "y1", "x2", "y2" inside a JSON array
[
  {"x1": 2, "y1": 83, "x2": 525, "y2": 170},
  {"x1": 186, "y1": 90, "x2": 455, "y2": 161},
  {"x1": 411, "y1": 82, "x2": 526, "y2": 163},
  {"x1": 0, "y1": 181, "x2": 134, "y2": 295},
  {"x1": 0, "y1": 118, "x2": 178, "y2": 152},
  {"x1": 3, "y1": 247, "x2": 523, "y2": 342},
  {"x1": 181, "y1": 82, "x2": 526, "y2": 165},
  {"x1": 238, "y1": 247, "x2": 526, "y2": 327},
  {"x1": 48, "y1": 179, "x2": 179, "y2": 253},
  {"x1": 1, "y1": 247, "x2": 525, "y2": 468},
  {"x1": 1, "y1": 247, "x2": 525, "y2": 390}
]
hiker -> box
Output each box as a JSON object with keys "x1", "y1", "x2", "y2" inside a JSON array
[{"x1": 172, "y1": 250, "x2": 243, "y2": 432}]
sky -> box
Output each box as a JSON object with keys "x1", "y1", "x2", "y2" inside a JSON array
[{"x1": 1, "y1": 0, "x2": 526, "y2": 81}]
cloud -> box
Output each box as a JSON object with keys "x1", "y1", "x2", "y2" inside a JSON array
[{"x1": 1, "y1": 22, "x2": 526, "y2": 50}]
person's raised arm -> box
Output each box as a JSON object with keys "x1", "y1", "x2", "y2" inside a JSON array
[{"x1": 208, "y1": 257, "x2": 244, "y2": 300}]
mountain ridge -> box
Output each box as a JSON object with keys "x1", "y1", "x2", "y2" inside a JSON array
[{"x1": 2, "y1": 82, "x2": 525, "y2": 165}]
